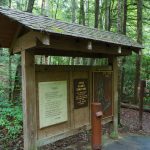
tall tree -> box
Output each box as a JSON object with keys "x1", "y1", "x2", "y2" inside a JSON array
[
  {"x1": 120, "y1": 0, "x2": 127, "y2": 102},
  {"x1": 55, "y1": 0, "x2": 60, "y2": 19},
  {"x1": 27, "y1": 0, "x2": 35, "y2": 13},
  {"x1": 134, "y1": 0, "x2": 143, "y2": 104},
  {"x1": 41, "y1": 0, "x2": 46, "y2": 15},
  {"x1": 122, "y1": 0, "x2": 127, "y2": 35},
  {"x1": 117, "y1": 0, "x2": 122, "y2": 33},
  {"x1": 105, "y1": 0, "x2": 111, "y2": 31},
  {"x1": 71, "y1": 0, "x2": 76, "y2": 23},
  {"x1": 117, "y1": 0, "x2": 122, "y2": 126},
  {"x1": 79, "y1": 0, "x2": 85, "y2": 25},
  {"x1": 46, "y1": 0, "x2": 51, "y2": 17},
  {"x1": 94, "y1": 0, "x2": 100, "y2": 28}
]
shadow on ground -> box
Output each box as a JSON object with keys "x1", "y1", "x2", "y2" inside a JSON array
[
  {"x1": 103, "y1": 135, "x2": 150, "y2": 150},
  {"x1": 65, "y1": 135, "x2": 150, "y2": 150}
]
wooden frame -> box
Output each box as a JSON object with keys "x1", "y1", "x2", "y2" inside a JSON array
[
  {"x1": 21, "y1": 50, "x2": 37, "y2": 150},
  {"x1": 21, "y1": 51, "x2": 119, "y2": 150},
  {"x1": 13, "y1": 31, "x2": 132, "y2": 57}
]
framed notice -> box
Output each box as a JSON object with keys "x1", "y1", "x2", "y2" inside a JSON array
[
  {"x1": 74, "y1": 79, "x2": 88, "y2": 109},
  {"x1": 38, "y1": 81, "x2": 68, "y2": 128},
  {"x1": 93, "y1": 72, "x2": 113, "y2": 118}
]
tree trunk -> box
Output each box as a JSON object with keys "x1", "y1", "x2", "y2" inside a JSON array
[
  {"x1": 105, "y1": 0, "x2": 111, "y2": 31},
  {"x1": 71, "y1": 0, "x2": 76, "y2": 23},
  {"x1": 55, "y1": 0, "x2": 60, "y2": 19},
  {"x1": 78, "y1": 0, "x2": 85, "y2": 65},
  {"x1": 27, "y1": 0, "x2": 35, "y2": 13},
  {"x1": 13, "y1": 60, "x2": 22, "y2": 102},
  {"x1": 8, "y1": 54, "x2": 12, "y2": 101},
  {"x1": 79, "y1": 0, "x2": 85, "y2": 25},
  {"x1": 121, "y1": 0, "x2": 127, "y2": 103},
  {"x1": 134, "y1": 0, "x2": 143, "y2": 104},
  {"x1": 99, "y1": 0, "x2": 105, "y2": 30},
  {"x1": 117, "y1": 0, "x2": 122, "y2": 126},
  {"x1": 86, "y1": 0, "x2": 90, "y2": 26},
  {"x1": 41, "y1": 0, "x2": 46, "y2": 15},
  {"x1": 122, "y1": 0, "x2": 127, "y2": 35},
  {"x1": 94, "y1": 0, "x2": 100, "y2": 28},
  {"x1": 9, "y1": 0, "x2": 11, "y2": 8},
  {"x1": 117, "y1": 0, "x2": 122, "y2": 33},
  {"x1": 46, "y1": 0, "x2": 51, "y2": 17}
]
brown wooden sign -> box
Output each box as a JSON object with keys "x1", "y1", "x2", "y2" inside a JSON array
[
  {"x1": 93, "y1": 72, "x2": 113, "y2": 118},
  {"x1": 74, "y1": 79, "x2": 88, "y2": 109}
]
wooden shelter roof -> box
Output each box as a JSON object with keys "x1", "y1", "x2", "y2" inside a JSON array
[{"x1": 0, "y1": 6, "x2": 142, "y2": 51}]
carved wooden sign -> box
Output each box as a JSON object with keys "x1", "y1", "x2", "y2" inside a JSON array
[{"x1": 74, "y1": 79, "x2": 88, "y2": 109}]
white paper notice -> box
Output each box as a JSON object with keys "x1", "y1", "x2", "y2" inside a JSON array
[{"x1": 38, "y1": 81, "x2": 68, "y2": 128}]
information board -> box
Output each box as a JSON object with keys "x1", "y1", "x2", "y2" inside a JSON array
[
  {"x1": 93, "y1": 72, "x2": 113, "y2": 118},
  {"x1": 38, "y1": 81, "x2": 68, "y2": 128},
  {"x1": 74, "y1": 79, "x2": 88, "y2": 109}
]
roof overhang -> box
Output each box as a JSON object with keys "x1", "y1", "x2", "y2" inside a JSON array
[{"x1": 0, "y1": 7, "x2": 143, "y2": 58}]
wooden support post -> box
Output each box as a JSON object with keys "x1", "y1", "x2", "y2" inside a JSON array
[
  {"x1": 91, "y1": 103, "x2": 102, "y2": 150},
  {"x1": 21, "y1": 50, "x2": 37, "y2": 150},
  {"x1": 139, "y1": 80, "x2": 146, "y2": 130},
  {"x1": 112, "y1": 57, "x2": 119, "y2": 138}
]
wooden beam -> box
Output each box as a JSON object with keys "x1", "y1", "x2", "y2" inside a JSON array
[
  {"x1": 112, "y1": 57, "x2": 119, "y2": 137},
  {"x1": 32, "y1": 47, "x2": 115, "y2": 58},
  {"x1": 36, "y1": 35, "x2": 132, "y2": 56},
  {"x1": 29, "y1": 47, "x2": 131, "y2": 59},
  {"x1": 12, "y1": 31, "x2": 132, "y2": 56},
  {"x1": 10, "y1": 25, "x2": 22, "y2": 54},
  {"x1": 35, "y1": 65, "x2": 112, "y2": 72},
  {"x1": 13, "y1": 31, "x2": 50, "y2": 53},
  {"x1": 21, "y1": 50, "x2": 37, "y2": 150}
]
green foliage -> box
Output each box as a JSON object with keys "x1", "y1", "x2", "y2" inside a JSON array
[{"x1": 0, "y1": 98, "x2": 23, "y2": 141}]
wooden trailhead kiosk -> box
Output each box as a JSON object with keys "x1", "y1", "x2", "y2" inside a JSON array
[{"x1": 0, "y1": 7, "x2": 142, "y2": 150}]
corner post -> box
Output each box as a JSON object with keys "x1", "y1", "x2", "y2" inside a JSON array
[
  {"x1": 112, "y1": 57, "x2": 119, "y2": 137},
  {"x1": 21, "y1": 50, "x2": 37, "y2": 150}
]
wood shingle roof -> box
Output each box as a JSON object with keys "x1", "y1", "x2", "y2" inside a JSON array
[{"x1": 0, "y1": 6, "x2": 142, "y2": 49}]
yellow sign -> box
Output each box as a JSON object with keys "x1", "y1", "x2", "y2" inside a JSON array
[{"x1": 38, "y1": 81, "x2": 68, "y2": 128}]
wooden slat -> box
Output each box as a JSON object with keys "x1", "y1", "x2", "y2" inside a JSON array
[{"x1": 21, "y1": 50, "x2": 37, "y2": 150}]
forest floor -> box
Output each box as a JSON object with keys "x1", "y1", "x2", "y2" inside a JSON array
[
  {"x1": 1, "y1": 108, "x2": 150, "y2": 150},
  {"x1": 120, "y1": 108, "x2": 150, "y2": 135}
]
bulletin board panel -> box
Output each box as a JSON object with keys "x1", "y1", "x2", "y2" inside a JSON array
[
  {"x1": 35, "y1": 65, "x2": 113, "y2": 147},
  {"x1": 36, "y1": 70, "x2": 71, "y2": 142},
  {"x1": 93, "y1": 71, "x2": 113, "y2": 119},
  {"x1": 35, "y1": 65, "x2": 93, "y2": 146}
]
